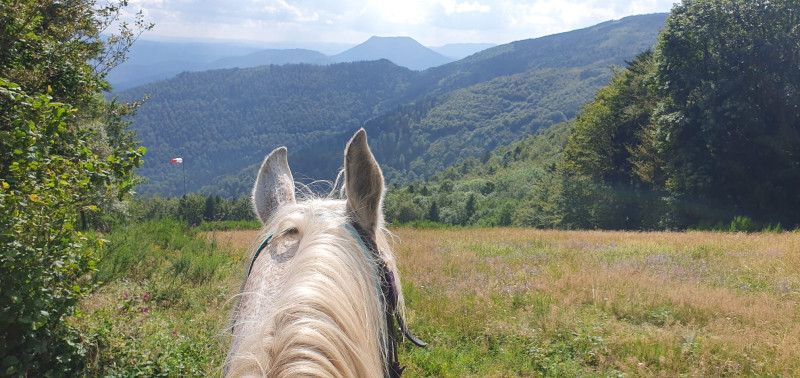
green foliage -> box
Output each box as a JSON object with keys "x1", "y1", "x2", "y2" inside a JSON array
[
  {"x1": 561, "y1": 50, "x2": 664, "y2": 229},
  {"x1": 0, "y1": 80, "x2": 144, "y2": 376},
  {"x1": 0, "y1": 1, "x2": 150, "y2": 375},
  {"x1": 130, "y1": 194, "x2": 256, "y2": 226},
  {"x1": 728, "y1": 216, "x2": 759, "y2": 233},
  {"x1": 1, "y1": 82, "x2": 96, "y2": 376},
  {"x1": 655, "y1": 0, "x2": 800, "y2": 226},
  {"x1": 194, "y1": 219, "x2": 261, "y2": 231},
  {"x1": 82, "y1": 220, "x2": 236, "y2": 376},
  {"x1": 555, "y1": 0, "x2": 800, "y2": 229},
  {"x1": 384, "y1": 121, "x2": 572, "y2": 228},
  {"x1": 122, "y1": 14, "x2": 667, "y2": 197}
]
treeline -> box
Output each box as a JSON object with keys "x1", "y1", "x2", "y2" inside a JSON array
[
  {"x1": 562, "y1": 0, "x2": 800, "y2": 229},
  {"x1": 384, "y1": 0, "x2": 800, "y2": 230},
  {"x1": 130, "y1": 194, "x2": 256, "y2": 226},
  {"x1": 384, "y1": 121, "x2": 570, "y2": 227}
]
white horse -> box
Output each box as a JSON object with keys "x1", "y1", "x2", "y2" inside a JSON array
[{"x1": 225, "y1": 129, "x2": 424, "y2": 377}]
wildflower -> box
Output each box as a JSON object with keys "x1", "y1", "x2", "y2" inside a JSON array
[
  {"x1": 124, "y1": 292, "x2": 129, "y2": 299},
  {"x1": 141, "y1": 308, "x2": 149, "y2": 314}
]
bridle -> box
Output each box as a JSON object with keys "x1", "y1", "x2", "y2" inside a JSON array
[{"x1": 246, "y1": 222, "x2": 427, "y2": 377}]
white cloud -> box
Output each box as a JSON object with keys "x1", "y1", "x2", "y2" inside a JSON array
[
  {"x1": 439, "y1": 0, "x2": 492, "y2": 15},
  {"x1": 119, "y1": 0, "x2": 676, "y2": 46}
]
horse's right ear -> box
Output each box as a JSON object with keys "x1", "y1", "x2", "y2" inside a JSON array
[{"x1": 252, "y1": 147, "x2": 296, "y2": 224}]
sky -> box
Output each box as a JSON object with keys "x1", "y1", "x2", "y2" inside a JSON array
[{"x1": 120, "y1": 0, "x2": 678, "y2": 48}]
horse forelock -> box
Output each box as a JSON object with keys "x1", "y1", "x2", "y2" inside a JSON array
[{"x1": 226, "y1": 197, "x2": 400, "y2": 377}]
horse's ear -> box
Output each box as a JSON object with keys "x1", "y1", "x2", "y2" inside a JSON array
[
  {"x1": 344, "y1": 129, "x2": 384, "y2": 236},
  {"x1": 252, "y1": 147, "x2": 296, "y2": 224}
]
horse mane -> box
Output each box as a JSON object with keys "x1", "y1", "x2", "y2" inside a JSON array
[{"x1": 225, "y1": 195, "x2": 404, "y2": 377}]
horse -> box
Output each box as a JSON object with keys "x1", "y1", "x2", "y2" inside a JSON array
[{"x1": 225, "y1": 129, "x2": 425, "y2": 377}]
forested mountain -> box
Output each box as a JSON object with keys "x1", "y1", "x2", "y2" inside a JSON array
[
  {"x1": 417, "y1": 13, "x2": 669, "y2": 97},
  {"x1": 282, "y1": 13, "x2": 668, "y2": 186},
  {"x1": 431, "y1": 43, "x2": 497, "y2": 59},
  {"x1": 108, "y1": 36, "x2": 460, "y2": 90},
  {"x1": 123, "y1": 13, "x2": 668, "y2": 197},
  {"x1": 332, "y1": 36, "x2": 454, "y2": 70},
  {"x1": 207, "y1": 49, "x2": 333, "y2": 69},
  {"x1": 383, "y1": 0, "x2": 800, "y2": 230},
  {"x1": 124, "y1": 61, "x2": 420, "y2": 195},
  {"x1": 106, "y1": 40, "x2": 263, "y2": 90}
]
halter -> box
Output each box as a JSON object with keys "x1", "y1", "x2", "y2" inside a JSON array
[{"x1": 247, "y1": 222, "x2": 427, "y2": 377}]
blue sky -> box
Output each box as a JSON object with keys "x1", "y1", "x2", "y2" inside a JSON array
[{"x1": 121, "y1": 0, "x2": 677, "y2": 46}]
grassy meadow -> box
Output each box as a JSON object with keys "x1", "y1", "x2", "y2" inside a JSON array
[{"x1": 77, "y1": 222, "x2": 800, "y2": 376}]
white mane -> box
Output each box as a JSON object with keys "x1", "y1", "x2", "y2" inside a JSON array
[{"x1": 225, "y1": 130, "x2": 405, "y2": 377}]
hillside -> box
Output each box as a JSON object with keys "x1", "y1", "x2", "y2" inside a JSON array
[
  {"x1": 280, "y1": 13, "x2": 668, "y2": 187},
  {"x1": 431, "y1": 43, "x2": 497, "y2": 59},
  {"x1": 108, "y1": 36, "x2": 454, "y2": 91},
  {"x1": 122, "y1": 13, "x2": 668, "y2": 197},
  {"x1": 206, "y1": 48, "x2": 333, "y2": 69},
  {"x1": 382, "y1": 120, "x2": 572, "y2": 226},
  {"x1": 123, "y1": 60, "x2": 419, "y2": 195}
]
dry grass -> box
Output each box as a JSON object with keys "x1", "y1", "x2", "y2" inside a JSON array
[
  {"x1": 201, "y1": 229, "x2": 260, "y2": 255},
  {"x1": 391, "y1": 228, "x2": 800, "y2": 376},
  {"x1": 192, "y1": 227, "x2": 800, "y2": 376}
]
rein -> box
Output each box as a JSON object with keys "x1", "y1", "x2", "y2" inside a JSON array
[
  {"x1": 247, "y1": 223, "x2": 426, "y2": 377},
  {"x1": 345, "y1": 222, "x2": 427, "y2": 378}
]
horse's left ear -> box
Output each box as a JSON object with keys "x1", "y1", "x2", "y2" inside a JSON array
[
  {"x1": 252, "y1": 147, "x2": 296, "y2": 224},
  {"x1": 344, "y1": 129, "x2": 384, "y2": 236}
]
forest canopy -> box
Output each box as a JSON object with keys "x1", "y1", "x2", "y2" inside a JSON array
[{"x1": 385, "y1": 0, "x2": 800, "y2": 230}]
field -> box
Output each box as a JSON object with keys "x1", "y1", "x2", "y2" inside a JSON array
[{"x1": 78, "y1": 222, "x2": 800, "y2": 376}]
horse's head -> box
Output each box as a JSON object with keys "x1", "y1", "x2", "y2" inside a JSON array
[{"x1": 226, "y1": 129, "x2": 422, "y2": 377}]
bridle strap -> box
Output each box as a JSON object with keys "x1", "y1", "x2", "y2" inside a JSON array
[
  {"x1": 247, "y1": 231, "x2": 274, "y2": 277},
  {"x1": 347, "y1": 222, "x2": 427, "y2": 377}
]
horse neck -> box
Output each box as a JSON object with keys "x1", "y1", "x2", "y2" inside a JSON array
[{"x1": 227, "y1": 201, "x2": 390, "y2": 377}]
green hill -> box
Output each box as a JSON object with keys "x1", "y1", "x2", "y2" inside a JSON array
[
  {"x1": 383, "y1": 120, "x2": 572, "y2": 227},
  {"x1": 284, "y1": 14, "x2": 668, "y2": 187},
  {"x1": 122, "y1": 13, "x2": 668, "y2": 197},
  {"x1": 122, "y1": 60, "x2": 420, "y2": 195}
]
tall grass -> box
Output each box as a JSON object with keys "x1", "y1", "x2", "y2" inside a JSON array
[
  {"x1": 395, "y1": 228, "x2": 800, "y2": 376},
  {"x1": 77, "y1": 225, "x2": 800, "y2": 376},
  {"x1": 76, "y1": 220, "x2": 247, "y2": 376}
]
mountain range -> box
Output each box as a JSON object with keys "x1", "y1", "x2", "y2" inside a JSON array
[
  {"x1": 108, "y1": 37, "x2": 494, "y2": 91},
  {"x1": 118, "y1": 13, "x2": 669, "y2": 197}
]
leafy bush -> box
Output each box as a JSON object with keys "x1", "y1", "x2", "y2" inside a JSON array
[
  {"x1": 80, "y1": 219, "x2": 238, "y2": 376},
  {"x1": 0, "y1": 1, "x2": 150, "y2": 374},
  {"x1": 729, "y1": 216, "x2": 759, "y2": 233},
  {"x1": 0, "y1": 80, "x2": 142, "y2": 375}
]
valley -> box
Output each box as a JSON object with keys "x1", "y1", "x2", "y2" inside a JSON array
[{"x1": 118, "y1": 13, "x2": 668, "y2": 197}]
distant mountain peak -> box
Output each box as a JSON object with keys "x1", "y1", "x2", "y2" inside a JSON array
[{"x1": 333, "y1": 36, "x2": 454, "y2": 71}]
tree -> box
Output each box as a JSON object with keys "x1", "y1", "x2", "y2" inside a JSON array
[
  {"x1": 464, "y1": 193, "x2": 476, "y2": 225},
  {"x1": 1, "y1": 1, "x2": 150, "y2": 375},
  {"x1": 427, "y1": 200, "x2": 440, "y2": 222},
  {"x1": 655, "y1": 0, "x2": 800, "y2": 225},
  {"x1": 561, "y1": 51, "x2": 661, "y2": 229}
]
